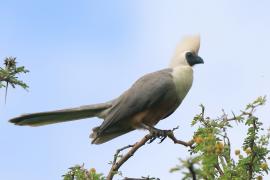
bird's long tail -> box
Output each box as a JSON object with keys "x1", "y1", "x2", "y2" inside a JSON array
[{"x1": 9, "y1": 103, "x2": 111, "y2": 126}]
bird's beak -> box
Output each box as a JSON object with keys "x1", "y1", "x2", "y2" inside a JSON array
[{"x1": 195, "y1": 55, "x2": 204, "y2": 64}]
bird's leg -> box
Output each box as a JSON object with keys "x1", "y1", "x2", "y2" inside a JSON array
[{"x1": 140, "y1": 123, "x2": 170, "y2": 143}]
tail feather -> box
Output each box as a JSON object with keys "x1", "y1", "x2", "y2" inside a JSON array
[
  {"x1": 9, "y1": 103, "x2": 111, "y2": 126},
  {"x1": 90, "y1": 126, "x2": 133, "y2": 144}
]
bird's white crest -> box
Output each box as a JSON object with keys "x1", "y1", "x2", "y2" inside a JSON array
[{"x1": 169, "y1": 35, "x2": 200, "y2": 68}]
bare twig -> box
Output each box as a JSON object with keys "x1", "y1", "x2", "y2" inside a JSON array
[
  {"x1": 107, "y1": 128, "x2": 193, "y2": 180},
  {"x1": 215, "y1": 164, "x2": 224, "y2": 176},
  {"x1": 187, "y1": 161, "x2": 197, "y2": 180},
  {"x1": 107, "y1": 134, "x2": 152, "y2": 180},
  {"x1": 167, "y1": 132, "x2": 194, "y2": 147},
  {"x1": 123, "y1": 177, "x2": 159, "y2": 180},
  {"x1": 112, "y1": 145, "x2": 134, "y2": 165}
]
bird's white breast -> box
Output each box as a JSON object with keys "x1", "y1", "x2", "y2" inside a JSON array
[{"x1": 171, "y1": 66, "x2": 193, "y2": 100}]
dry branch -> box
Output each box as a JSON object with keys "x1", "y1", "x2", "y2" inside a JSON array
[{"x1": 107, "y1": 127, "x2": 194, "y2": 180}]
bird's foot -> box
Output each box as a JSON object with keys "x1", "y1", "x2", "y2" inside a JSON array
[
  {"x1": 140, "y1": 123, "x2": 175, "y2": 144},
  {"x1": 148, "y1": 127, "x2": 171, "y2": 144}
]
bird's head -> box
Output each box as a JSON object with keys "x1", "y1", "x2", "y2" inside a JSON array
[{"x1": 169, "y1": 35, "x2": 204, "y2": 68}]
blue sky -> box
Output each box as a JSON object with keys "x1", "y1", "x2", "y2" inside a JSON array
[{"x1": 1, "y1": 0, "x2": 270, "y2": 179}]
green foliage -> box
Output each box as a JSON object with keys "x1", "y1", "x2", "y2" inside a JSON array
[
  {"x1": 170, "y1": 157, "x2": 204, "y2": 180},
  {"x1": 0, "y1": 57, "x2": 29, "y2": 89},
  {"x1": 171, "y1": 96, "x2": 269, "y2": 180},
  {"x1": 62, "y1": 164, "x2": 105, "y2": 180}
]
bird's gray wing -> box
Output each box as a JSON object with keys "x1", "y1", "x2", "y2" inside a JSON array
[{"x1": 97, "y1": 68, "x2": 180, "y2": 135}]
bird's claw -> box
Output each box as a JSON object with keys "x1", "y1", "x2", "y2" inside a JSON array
[{"x1": 148, "y1": 128, "x2": 171, "y2": 144}]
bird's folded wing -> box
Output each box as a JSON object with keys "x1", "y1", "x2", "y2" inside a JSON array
[{"x1": 97, "y1": 68, "x2": 178, "y2": 134}]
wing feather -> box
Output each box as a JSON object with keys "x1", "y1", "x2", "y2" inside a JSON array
[{"x1": 98, "y1": 68, "x2": 178, "y2": 134}]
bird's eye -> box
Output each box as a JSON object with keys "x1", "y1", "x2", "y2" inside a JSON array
[{"x1": 186, "y1": 52, "x2": 193, "y2": 59}]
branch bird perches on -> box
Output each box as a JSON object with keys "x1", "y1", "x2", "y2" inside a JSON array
[{"x1": 107, "y1": 127, "x2": 194, "y2": 180}]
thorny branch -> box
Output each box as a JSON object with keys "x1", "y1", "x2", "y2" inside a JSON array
[
  {"x1": 187, "y1": 162, "x2": 197, "y2": 180},
  {"x1": 107, "y1": 127, "x2": 194, "y2": 180},
  {"x1": 215, "y1": 164, "x2": 224, "y2": 177}
]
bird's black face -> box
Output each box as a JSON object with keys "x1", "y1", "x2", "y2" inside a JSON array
[{"x1": 185, "y1": 52, "x2": 204, "y2": 66}]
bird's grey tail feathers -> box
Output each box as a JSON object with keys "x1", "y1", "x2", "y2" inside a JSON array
[
  {"x1": 9, "y1": 103, "x2": 111, "y2": 126},
  {"x1": 90, "y1": 126, "x2": 133, "y2": 144}
]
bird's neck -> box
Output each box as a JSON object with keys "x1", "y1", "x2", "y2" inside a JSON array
[{"x1": 171, "y1": 65, "x2": 193, "y2": 99}]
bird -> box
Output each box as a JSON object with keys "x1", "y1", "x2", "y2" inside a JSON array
[{"x1": 9, "y1": 35, "x2": 204, "y2": 144}]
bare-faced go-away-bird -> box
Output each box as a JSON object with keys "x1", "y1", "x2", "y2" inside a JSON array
[{"x1": 9, "y1": 35, "x2": 204, "y2": 144}]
